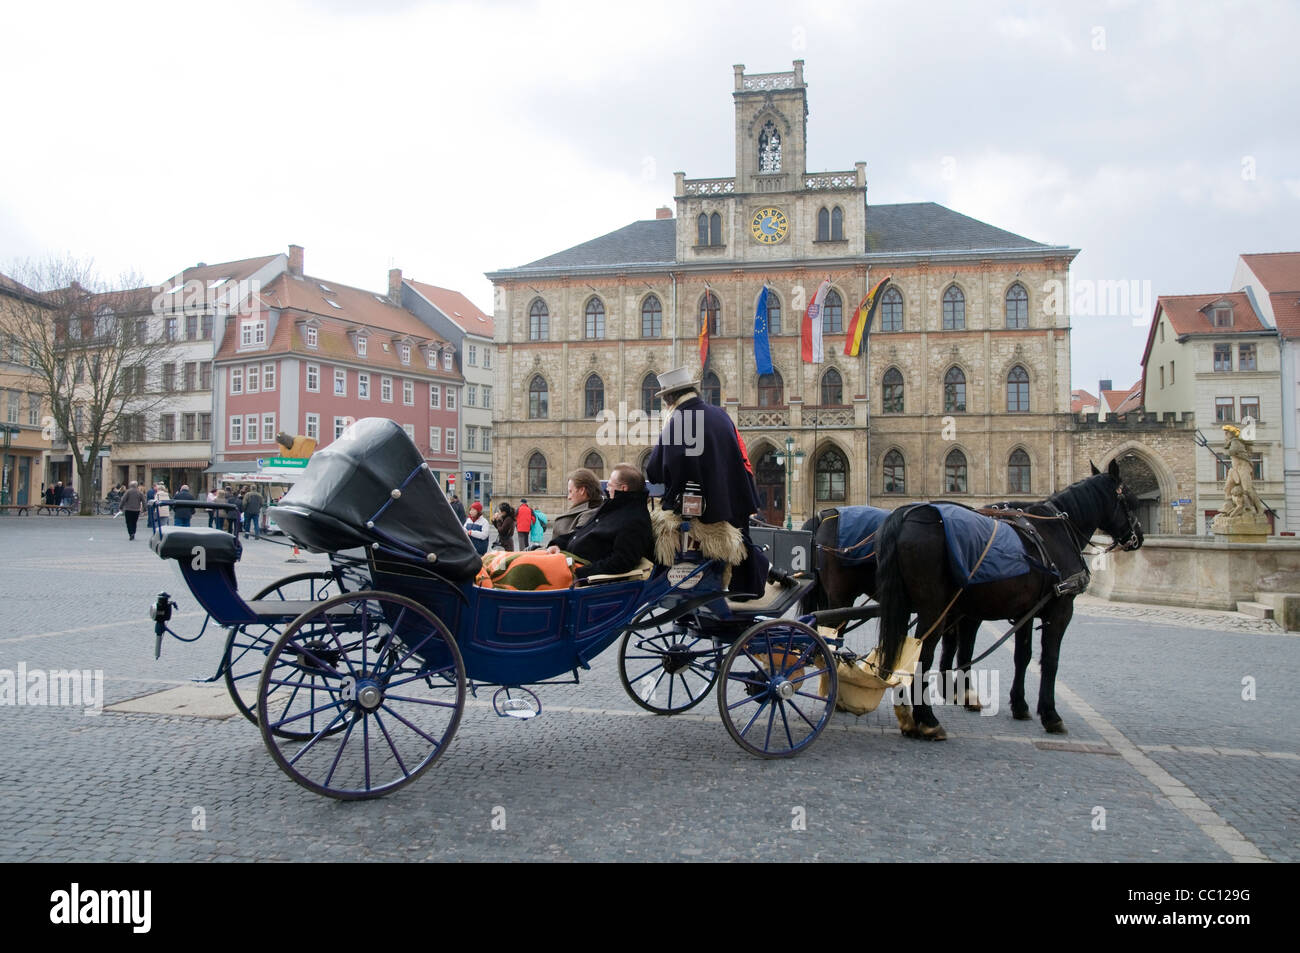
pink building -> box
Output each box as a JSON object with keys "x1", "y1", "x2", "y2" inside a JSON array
[{"x1": 213, "y1": 247, "x2": 463, "y2": 488}]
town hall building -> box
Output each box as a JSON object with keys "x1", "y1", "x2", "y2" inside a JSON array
[{"x1": 487, "y1": 61, "x2": 1081, "y2": 524}]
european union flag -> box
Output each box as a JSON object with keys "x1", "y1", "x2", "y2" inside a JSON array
[{"x1": 754, "y1": 285, "x2": 774, "y2": 375}]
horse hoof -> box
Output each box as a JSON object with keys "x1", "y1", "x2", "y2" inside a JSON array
[
  {"x1": 916, "y1": 723, "x2": 947, "y2": 741},
  {"x1": 1043, "y1": 719, "x2": 1067, "y2": 734},
  {"x1": 893, "y1": 704, "x2": 917, "y2": 736},
  {"x1": 1012, "y1": 707, "x2": 1031, "y2": 721},
  {"x1": 963, "y1": 688, "x2": 983, "y2": 712}
]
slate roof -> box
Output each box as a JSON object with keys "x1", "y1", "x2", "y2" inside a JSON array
[
  {"x1": 491, "y1": 202, "x2": 1054, "y2": 277},
  {"x1": 1154, "y1": 293, "x2": 1266, "y2": 337},
  {"x1": 405, "y1": 279, "x2": 495, "y2": 337},
  {"x1": 864, "y1": 202, "x2": 1048, "y2": 253}
]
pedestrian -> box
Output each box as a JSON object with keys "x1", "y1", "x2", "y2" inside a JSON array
[
  {"x1": 206, "y1": 487, "x2": 218, "y2": 527},
  {"x1": 227, "y1": 487, "x2": 243, "y2": 536},
  {"x1": 464, "y1": 501, "x2": 490, "y2": 556},
  {"x1": 243, "y1": 486, "x2": 263, "y2": 539},
  {"x1": 528, "y1": 506, "x2": 548, "y2": 549},
  {"x1": 449, "y1": 493, "x2": 466, "y2": 524},
  {"x1": 120, "y1": 480, "x2": 145, "y2": 541},
  {"x1": 515, "y1": 498, "x2": 534, "y2": 551},
  {"x1": 172, "y1": 484, "x2": 195, "y2": 527},
  {"x1": 155, "y1": 485, "x2": 171, "y2": 528},
  {"x1": 145, "y1": 483, "x2": 158, "y2": 531},
  {"x1": 492, "y1": 501, "x2": 516, "y2": 551}
]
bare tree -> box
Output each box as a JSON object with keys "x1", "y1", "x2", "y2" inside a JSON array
[{"x1": 0, "y1": 257, "x2": 179, "y2": 515}]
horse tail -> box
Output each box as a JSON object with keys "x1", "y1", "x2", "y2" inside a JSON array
[
  {"x1": 874, "y1": 505, "x2": 915, "y2": 672},
  {"x1": 799, "y1": 511, "x2": 825, "y2": 614}
]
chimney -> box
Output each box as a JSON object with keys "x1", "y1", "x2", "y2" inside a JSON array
[
  {"x1": 655, "y1": 207, "x2": 673, "y2": 220},
  {"x1": 1099, "y1": 379, "x2": 1112, "y2": 393},
  {"x1": 288, "y1": 244, "x2": 304, "y2": 276},
  {"x1": 388, "y1": 268, "x2": 403, "y2": 302}
]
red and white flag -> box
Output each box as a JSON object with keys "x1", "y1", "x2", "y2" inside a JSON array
[{"x1": 801, "y1": 278, "x2": 831, "y2": 363}]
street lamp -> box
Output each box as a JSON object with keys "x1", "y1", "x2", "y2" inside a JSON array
[
  {"x1": 774, "y1": 436, "x2": 805, "y2": 529},
  {"x1": 0, "y1": 423, "x2": 20, "y2": 506}
]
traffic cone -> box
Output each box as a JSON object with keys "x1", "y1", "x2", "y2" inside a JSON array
[{"x1": 286, "y1": 544, "x2": 306, "y2": 563}]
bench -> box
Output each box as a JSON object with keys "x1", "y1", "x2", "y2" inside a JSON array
[
  {"x1": 0, "y1": 504, "x2": 31, "y2": 516},
  {"x1": 35, "y1": 505, "x2": 72, "y2": 516}
]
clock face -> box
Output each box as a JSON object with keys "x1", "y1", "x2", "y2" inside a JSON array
[{"x1": 750, "y1": 207, "x2": 789, "y2": 245}]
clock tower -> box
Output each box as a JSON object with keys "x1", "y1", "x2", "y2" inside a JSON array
[{"x1": 673, "y1": 60, "x2": 867, "y2": 263}]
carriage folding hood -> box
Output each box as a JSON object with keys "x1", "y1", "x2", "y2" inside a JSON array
[{"x1": 272, "y1": 417, "x2": 482, "y2": 583}]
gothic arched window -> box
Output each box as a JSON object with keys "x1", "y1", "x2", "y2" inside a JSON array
[
  {"x1": 641, "y1": 295, "x2": 662, "y2": 338},
  {"x1": 821, "y1": 367, "x2": 843, "y2": 406},
  {"x1": 585, "y1": 297, "x2": 605, "y2": 340},
  {"x1": 882, "y1": 367, "x2": 904, "y2": 413},
  {"x1": 943, "y1": 285, "x2": 965, "y2": 330},
  {"x1": 766, "y1": 290, "x2": 782, "y2": 335},
  {"x1": 709, "y1": 212, "x2": 722, "y2": 246},
  {"x1": 1007, "y1": 365, "x2": 1029, "y2": 412},
  {"x1": 943, "y1": 366, "x2": 966, "y2": 413},
  {"x1": 824, "y1": 288, "x2": 843, "y2": 334},
  {"x1": 699, "y1": 291, "x2": 720, "y2": 336},
  {"x1": 758, "y1": 120, "x2": 782, "y2": 173},
  {"x1": 758, "y1": 371, "x2": 783, "y2": 408},
  {"x1": 817, "y1": 207, "x2": 830, "y2": 242},
  {"x1": 1008, "y1": 449, "x2": 1031, "y2": 494},
  {"x1": 815, "y1": 447, "x2": 848, "y2": 502},
  {"x1": 528, "y1": 375, "x2": 548, "y2": 419},
  {"x1": 584, "y1": 451, "x2": 604, "y2": 476},
  {"x1": 831, "y1": 206, "x2": 844, "y2": 241},
  {"x1": 697, "y1": 213, "x2": 709, "y2": 246},
  {"x1": 883, "y1": 450, "x2": 906, "y2": 495},
  {"x1": 945, "y1": 449, "x2": 968, "y2": 494},
  {"x1": 528, "y1": 452, "x2": 548, "y2": 494},
  {"x1": 880, "y1": 287, "x2": 903, "y2": 332},
  {"x1": 528, "y1": 298, "x2": 548, "y2": 341},
  {"x1": 1006, "y1": 283, "x2": 1029, "y2": 329},
  {"x1": 701, "y1": 371, "x2": 721, "y2": 406},
  {"x1": 641, "y1": 373, "x2": 661, "y2": 413},
  {"x1": 584, "y1": 373, "x2": 604, "y2": 418}
]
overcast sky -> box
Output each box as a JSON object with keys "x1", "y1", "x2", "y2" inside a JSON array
[{"x1": 2, "y1": 0, "x2": 1296, "y2": 393}]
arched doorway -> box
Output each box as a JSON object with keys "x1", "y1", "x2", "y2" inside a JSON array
[
  {"x1": 753, "y1": 442, "x2": 785, "y2": 526},
  {"x1": 1104, "y1": 443, "x2": 1179, "y2": 534}
]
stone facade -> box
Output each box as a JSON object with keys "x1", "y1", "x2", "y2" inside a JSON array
[{"x1": 488, "y1": 62, "x2": 1081, "y2": 521}]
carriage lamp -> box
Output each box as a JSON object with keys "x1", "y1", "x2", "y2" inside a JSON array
[
  {"x1": 774, "y1": 437, "x2": 805, "y2": 529},
  {"x1": 149, "y1": 592, "x2": 177, "y2": 659}
]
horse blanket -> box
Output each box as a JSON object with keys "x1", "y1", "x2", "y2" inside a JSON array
[
  {"x1": 832, "y1": 505, "x2": 891, "y2": 565},
  {"x1": 930, "y1": 503, "x2": 1030, "y2": 585}
]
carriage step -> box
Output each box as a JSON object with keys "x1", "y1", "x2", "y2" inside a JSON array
[{"x1": 1236, "y1": 601, "x2": 1274, "y2": 621}]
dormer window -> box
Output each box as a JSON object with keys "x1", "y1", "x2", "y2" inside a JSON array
[
  {"x1": 240, "y1": 318, "x2": 266, "y2": 348},
  {"x1": 305, "y1": 326, "x2": 318, "y2": 348},
  {"x1": 399, "y1": 343, "x2": 411, "y2": 365},
  {"x1": 357, "y1": 335, "x2": 367, "y2": 357},
  {"x1": 443, "y1": 350, "x2": 453, "y2": 370},
  {"x1": 1214, "y1": 307, "x2": 1233, "y2": 328},
  {"x1": 426, "y1": 348, "x2": 437, "y2": 369}
]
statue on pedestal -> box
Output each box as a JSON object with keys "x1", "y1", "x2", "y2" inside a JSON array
[{"x1": 1211, "y1": 424, "x2": 1270, "y2": 537}]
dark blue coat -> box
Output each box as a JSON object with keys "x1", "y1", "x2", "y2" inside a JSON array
[{"x1": 647, "y1": 396, "x2": 761, "y2": 527}]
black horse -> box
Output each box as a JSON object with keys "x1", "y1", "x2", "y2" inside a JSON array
[
  {"x1": 874, "y1": 461, "x2": 1143, "y2": 739},
  {"x1": 801, "y1": 507, "x2": 983, "y2": 709}
]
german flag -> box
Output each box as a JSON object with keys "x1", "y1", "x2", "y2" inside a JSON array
[{"x1": 845, "y1": 274, "x2": 892, "y2": 357}]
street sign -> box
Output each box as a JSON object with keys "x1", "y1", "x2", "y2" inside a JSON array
[
  {"x1": 464, "y1": 471, "x2": 474, "y2": 481},
  {"x1": 258, "y1": 457, "x2": 308, "y2": 469}
]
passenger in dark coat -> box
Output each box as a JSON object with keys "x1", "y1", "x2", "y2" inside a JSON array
[
  {"x1": 646, "y1": 368, "x2": 768, "y2": 596},
  {"x1": 172, "y1": 485, "x2": 196, "y2": 527},
  {"x1": 549, "y1": 464, "x2": 653, "y2": 580}
]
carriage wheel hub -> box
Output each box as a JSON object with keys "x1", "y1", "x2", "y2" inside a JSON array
[
  {"x1": 357, "y1": 684, "x2": 382, "y2": 711},
  {"x1": 775, "y1": 679, "x2": 796, "y2": 700},
  {"x1": 663, "y1": 642, "x2": 692, "y2": 675}
]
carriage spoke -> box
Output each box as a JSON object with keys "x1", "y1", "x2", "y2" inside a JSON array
[
  {"x1": 739, "y1": 697, "x2": 769, "y2": 737},
  {"x1": 779, "y1": 701, "x2": 796, "y2": 750},
  {"x1": 270, "y1": 697, "x2": 349, "y2": 729},
  {"x1": 371, "y1": 711, "x2": 411, "y2": 779},
  {"x1": 378, "y1": 703, "x2": 446, "y2": 750},
  {"x1": 785, "y1": 697, "x2": 820, "y2": 731},
  {"x1": 285, "y1": 709, "x2": 350, "y2": 765},
  {"x1": 385, "y1": 663, "x2": 459, "y2": 689},
  {"x1": 321, "y1": 716, "x2": 359, "y2": 784},
  {"x1": 381, "y1": 693, "x2": 461, "y2": 709}
]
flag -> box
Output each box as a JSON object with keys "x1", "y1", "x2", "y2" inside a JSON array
[
  {"x1": 845, "y1": 274, "x2": 892, "y2": 357},
  {"x1": 753, "y1": 285, "x2": 774, "y2": 375},
  {"x1": 801, "y1": 278, "x2": 831, "y2": 363},
  {"x1": 699, "y1": 289, "x2": 713, "y2": 368}
]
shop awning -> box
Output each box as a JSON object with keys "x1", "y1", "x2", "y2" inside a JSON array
[{"x1": 205, "y1": 461, "x2": 259, "y2": 474}]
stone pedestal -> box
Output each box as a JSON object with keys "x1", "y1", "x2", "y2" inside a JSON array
[{"x1": 1211, "y1": 512, "x2": 1272, "y2": 542}]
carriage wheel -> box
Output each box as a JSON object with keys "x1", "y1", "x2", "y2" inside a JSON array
[
  {"x1": 617, "y1": 608, "x2": 720, "y2": 714},
  {"x1": 717, "y1": 619, "x2": 837, "y2": 758},
  {"x1": 223, "y1": 571, "x2": 353, "y2": 736},
  {"x1": 257, "y1": 591, "x2": 465, "y2": 800}
]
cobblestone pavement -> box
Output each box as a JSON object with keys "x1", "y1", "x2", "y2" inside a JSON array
[{"x1": 0, "y1": 519, "x2": 1295, "y2": 861}]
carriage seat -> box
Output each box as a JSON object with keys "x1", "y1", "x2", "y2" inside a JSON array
[
  {"x1": 579, "y1": 557, "x2": 655, "y2": 585},
  {"x1": 724, "y1": 572, "x2": 809, "y2": 616},
  {"x1": 150, "y1": 526, "x2": 241, "y2": 565}
]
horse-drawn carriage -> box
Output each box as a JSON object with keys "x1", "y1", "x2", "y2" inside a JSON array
[{"x1": 147, "y1": 418, "x2": 858, "y2": 800}]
